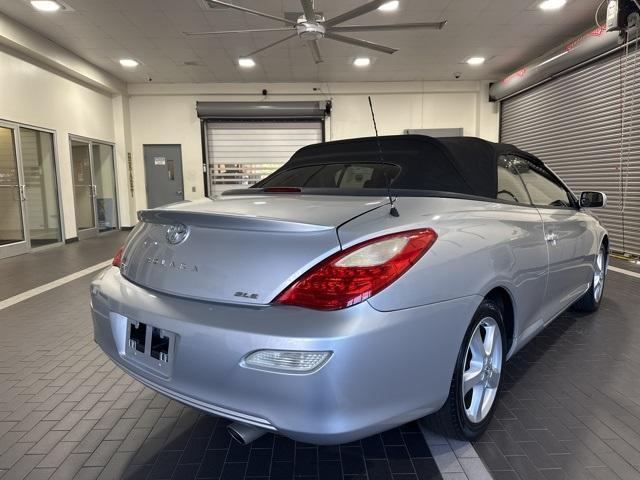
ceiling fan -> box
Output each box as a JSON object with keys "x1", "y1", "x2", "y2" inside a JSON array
[{"x1": 184, "y1": 0, "x2": 447, "y2": 64}]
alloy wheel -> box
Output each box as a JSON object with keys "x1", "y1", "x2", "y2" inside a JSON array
[
  {"x1": 593, "y1": 248, "x2": 605, "y2": 302},
  {"x1": 461, "y1": 317, "x2": 503, "y2": 424}
]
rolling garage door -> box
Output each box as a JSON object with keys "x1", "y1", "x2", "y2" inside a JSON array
[
  {"x1": 500, "y1": 45, "x2": 640, "y2": 255},
  {"x1": 206, "y1": 121, "x2": 323, "y2": 196}
]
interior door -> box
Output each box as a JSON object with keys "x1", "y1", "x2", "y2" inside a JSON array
[
  {"x1": 143, "y1": 145, "x2": 184, "y2": 208},
  {"x1": 0, "y1": 124, "x2": 29, "y2": 259},
  {"x1": 71, "y1": 139, "x2": 98, "y2": 239}
]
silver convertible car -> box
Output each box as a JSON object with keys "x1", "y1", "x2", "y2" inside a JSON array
[{"x1": 90, "y1": 135, "x2": 608, "y2": 444}]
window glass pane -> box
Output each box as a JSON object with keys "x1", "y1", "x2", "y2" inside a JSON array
[
  {"x1": 71, "y1": 141, "x2": 95, "y2": 230},
  {"x1": 512, "y1": 157, "x2": 572, "y2": 207},
  {"x1": 497, "y1": 156, "x2": 530, "y2": 204},
  {"x1": 92, "y1": 143, "x2": 118, "y2": 232},
  {"x1": 257, "y1": 163, "x2": 401, "y2": 190},
  {"x1": 20, "y1": 129, "x2": 62, "y2": 246},
  {"x1": 0, "y1": 126, "x2": 25, "y2": 245}
]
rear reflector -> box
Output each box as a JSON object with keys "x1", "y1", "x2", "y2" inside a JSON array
[
  {"x1": 275, "y1": 228, "x2": 437, "y2": 310},
  {"x1": 112, "y1": 245, "x2": 124, "y2": 267},
  {"x1": 242, "y1": 350, "x2": 332, "y2": 373}
]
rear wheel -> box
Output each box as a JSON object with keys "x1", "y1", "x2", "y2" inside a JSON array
[
  {"x1": 572, "y1": 244, "x2": 607, "y2": 313},
  {"x1": 425, "y1": 299, "x2": 505, "y2": 440}
]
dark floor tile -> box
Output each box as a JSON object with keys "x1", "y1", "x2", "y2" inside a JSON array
[
  {"x1": 380, "y1": 429, "x2": 404, "y2": 446},
  {"x1": 385, "y1": 446, "x2": 413, "y2": 475},
  {"x1": 318, "y1": 445, "x2": 340, "y2": 462},
  {"x1": 180, "y1": 437, "x2": 209, "y2": 464},
  {"x1": 411, "y1": 458, "x2": 441, "y2": 480},
  {"x1": 402, "y1": 433, "x2": 430, "y2": 458},
  {"x1": 507, "y1": 455, "x2": 546, "y2": 480},
  {"x1": 361, "y1": 435, "x2": 386, "y2": 460},
  {"x1": 319, "y1": 460, "x2": 342, "y2": 480},
  {"x1": 191, "y1": 415, "x2": 218, "y2": 439},
  {"x1": 340, "y1": 446, "x2": 366, "y2": 475},
  {"x1": 246, "y1": 448, "x2": 272, "y2": 477},
  {"x1": 220, "y1": 462, "x2": 246, "y2": 480},
  {"x1": 366, "y1": 459, "x2": 393, "y2": 480},
  {"x1": 270, "y1": 461, "x2": 294, "y2": 480},
  {"x1": 208, "y1": 427, "x2": 231, "y2": 450},
  {"x1": 172, "y1": 463, "x2": 199, "y2": 480},
  {"x1": 225, "y1": 442, "x2": 251, "y2": 463},
  {"x1": 473, "y1": 442, "x2": 510, "y2": 471},
  {"x1": 251, "y1": 433, "x2": 275, "y2": 450},
  {"x1": 197, "y1": 450, "x2": 227, "y2": 479},
  {"x1": 273, "y1": 437, "x2": 295, "y2": 463},
  {"x1": 294, "y1": 447, "x2": 318, "y2": 476},
  {"x1": 148, "y1": 450, "x2": 181, "y2": 479}
]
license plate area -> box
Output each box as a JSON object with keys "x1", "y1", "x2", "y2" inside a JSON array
[{"x1": 125, "y1": 320, "x2": 176, "y2": 378}]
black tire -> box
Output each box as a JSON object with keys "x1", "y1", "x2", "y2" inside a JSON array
[
  {"x1": 425, "y1": 299, "x2": 506, "y2": 440},
  {"x1": 572, "y1": 244, "x2": 607, "y2": 313}
]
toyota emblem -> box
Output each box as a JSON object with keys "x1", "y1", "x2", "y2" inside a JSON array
[{"x1": 166, "y1": 223, "x2": 190, "y2": 245}]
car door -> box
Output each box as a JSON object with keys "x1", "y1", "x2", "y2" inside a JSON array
[{"x1": 510, "y1": 156, "x2": 593, "y2": 320}]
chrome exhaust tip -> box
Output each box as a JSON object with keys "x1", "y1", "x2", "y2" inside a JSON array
[{"x1": 227, "y1": 422, "x2": 268, "y2": 445}]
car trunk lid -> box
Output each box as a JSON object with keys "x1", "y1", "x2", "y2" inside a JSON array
[{"x1": 120, "y1": 195, "x2": 388, "y2": 305}]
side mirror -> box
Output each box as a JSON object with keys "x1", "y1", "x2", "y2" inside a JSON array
[{"x1": 580, "y1": 191, "x2": 607, "y2": 208}]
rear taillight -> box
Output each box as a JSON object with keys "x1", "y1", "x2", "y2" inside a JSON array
[
  {"x1": 112, "y1": 245, "x2": 124, "y2": 267},
  {"x1": 275, "y1": 228, "x2": 437, "y2": 310}
]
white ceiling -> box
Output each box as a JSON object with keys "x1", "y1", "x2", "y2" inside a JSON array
[{"x1": 0, "y1": 0, "x2": 600, "y2": 83}]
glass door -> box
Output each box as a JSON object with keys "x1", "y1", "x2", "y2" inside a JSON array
[
  {"x1": 0, "y1": 124, "x2": 28, "y2": 259},
  {"x1": 71, "y1": 139, "x2": 98, "y2": 239},
  {"x1": 92, "y1": 143, "x2": 118, "y2": 232},
  {"x1": 19, "y1": 128, "x2": 62, "y2": 247}
]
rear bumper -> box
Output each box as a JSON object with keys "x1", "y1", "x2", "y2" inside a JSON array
[{"x1": 91, "y1": 267, "x2": 481, "y2": 444}]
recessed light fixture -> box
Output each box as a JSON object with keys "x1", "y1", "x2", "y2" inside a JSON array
[
  {"x1": 238, "y1": 58, "x2": 256, "y2": 68},
  {"x1": 353, "y1": 57, "x2": 371, "y2": 67},
  {"x1": 378, "y1": 0, "x2": 399, "y2": 12},
  {"x1": 30, "y1": 0, "x2": 62, "y2": 12},
  {"x1": 466, "y1": 56, "x2": 485, "y2": 66},
  {"x1": 539, "y1": 0, "x2": 566, "y2": 10},
  {"x1": 119, "y1": 58, "x2": 139, "y2": 68}
]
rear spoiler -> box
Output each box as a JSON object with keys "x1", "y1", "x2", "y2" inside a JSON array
[{"x1": 137, "y1": 209, "x2": 332, "y2": 233}]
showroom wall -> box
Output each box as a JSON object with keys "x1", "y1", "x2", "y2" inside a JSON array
[
  {"x1": 0, "y1": 48, "x2": 120, "y2": 239},
  {"x1": 127, "y1": 81, "x2": 499, "y2": 210}
]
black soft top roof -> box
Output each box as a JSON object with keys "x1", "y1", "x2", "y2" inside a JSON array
[{"x1": 286, "y1": 134, "x2": 544, "y2": 198}]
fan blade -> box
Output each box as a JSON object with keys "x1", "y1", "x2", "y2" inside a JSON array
[
  {"x1": 184, "y1": 28, "x2": 294, "y2": 36},
  {"x1": 325, "y1": 0, "x2": 389, "y2": 27},
  {"x1": 204, "y1": 0, "x2": 297, "y2": 26},
  {"x1": 324, "y1": 32, "x2": 397, "y2": 54},
  {"x1": 244, "y1": 33, "x2": 297, "y2": 57},
  {"x1": 330, "y1": 21, "x2": 447, "y2": 32},
  {"x1": 308, "y1": 40, "x2": 323, "y2": 63},
  {"x1": 301, "y1": 0, "x2": 317, "y2": 22}
]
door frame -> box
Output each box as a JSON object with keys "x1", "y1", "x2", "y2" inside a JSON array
[
  {"x1": 0, "y1": 120, "x2": 29, "y2": 259},
  {"x1": 17, "y1": 123, "x2": 66, "y2": 251},
  {"x1": 142, "y1": 144, "x2": 184, "y2": 209},
  {"x1": 69, "y1": 135, "x2": 119, "y2": 239}
]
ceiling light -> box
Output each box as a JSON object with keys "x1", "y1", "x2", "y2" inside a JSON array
[
  {"x1": 466, "y1": 57, "x2": 485, "y2": 66},
  {"x1": 238, "y1": 58, "x2": 256, "y2": 68},
  {"x1": 378, "y1": 1, "x2": 399, "y2": 11},
  {"x1": 119, "y1": 58, "x2": 139, "y2": 68},
  {"x1": 539, "y1": 0, "x2": 566, "y2": 10},
  {"x1": 30, "y1": 0, "x2": 62, "y2": 12},
  {"x1": 353, "y1": 57, "x2": 371, "y2": 67}
]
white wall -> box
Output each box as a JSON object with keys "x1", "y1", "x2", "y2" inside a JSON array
[
  {"x1": 0, "y1": 48, "x2": 120, "y2": 239},
  {"x1": 128, "y1": 81, "x2": 499, "y2": 211}
]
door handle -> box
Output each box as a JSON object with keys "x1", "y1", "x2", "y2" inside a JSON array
[
  {"x1": 91, "y1": 185, "x2": 97, "y2": 197},
  {"x1": 176, "y1": 190, "x2": 183, "y2": 196},
  {"x1": 545, "y1": 232, "x2": 559, "y2": 245},
  {"x1": 19, "y1": 185, "x2": 26, "y2": 202}
]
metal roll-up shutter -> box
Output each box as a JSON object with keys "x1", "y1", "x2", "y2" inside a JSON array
[
  {"x1": 206, "y1": 121, "x2": 323, "y2": 196},
  {"x1": 500, "y1": 43, "x2": 640, "y2": 256}
]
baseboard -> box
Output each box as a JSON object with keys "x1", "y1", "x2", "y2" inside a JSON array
[
  {"x1": 120, "y1": 226, "x2": 134, "y2": 231},
  {"x1": 64, "y1": 237, "x2": 78, "y2": 244}
]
